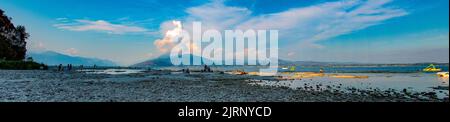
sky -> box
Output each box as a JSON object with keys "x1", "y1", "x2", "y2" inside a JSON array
[{"x1": 0, "y1": 0, "x2": 448, "y2": 65}]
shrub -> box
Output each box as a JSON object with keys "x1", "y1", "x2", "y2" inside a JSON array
[{"x1": 0, "y1": 60, "x2": 47, "y2": 70}]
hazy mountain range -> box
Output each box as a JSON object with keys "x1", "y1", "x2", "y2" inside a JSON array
[
  {"x1": 28, "y1": 51, "x2": 116, "y2": 66},
  {"x1": 132, "y1": 54, "x2": 449, "y2": 67},
  {"x1": 132, "y1": 54, "x2": 361, "y2": 67},
  {"x1": 26, "y1": 52, "x2": 448, "y2": 67},
  {"x1": 132, "y1": 54, "x2": 213, "y2": 67}
]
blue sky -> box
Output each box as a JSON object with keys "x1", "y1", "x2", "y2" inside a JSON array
[{"x1": 0, "y1": 0, "x2": 448, "y2": 65}]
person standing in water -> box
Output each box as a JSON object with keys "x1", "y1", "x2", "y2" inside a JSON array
[
  {"x1": 58, "y1": 64, "x2": 62, "y2": 71},
  {"x1": 67, "y1": 64, "x2": 72, "y2": 71},
  {"x1": 79, "y1": 65, "x2": 84, "y2": 71}
]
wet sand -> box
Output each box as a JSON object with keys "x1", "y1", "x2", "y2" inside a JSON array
[{"x1": 0, "y1": 70, "x2": 448, "y2": 102}]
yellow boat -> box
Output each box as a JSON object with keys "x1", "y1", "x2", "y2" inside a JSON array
[
  {"x1": 289, "y1": 66, "x2": 296, "y2": 72},
  {"x1": 437, "y1": 72, "x2": 449, "y2": 78},
  {"x1": 281, "y1": 66, "x2": 296, "y2": 72},
  {"x1": 423, "y1": 64, "x2": 442, "y2": 72}
]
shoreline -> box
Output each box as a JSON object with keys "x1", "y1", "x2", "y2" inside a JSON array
[{"x1": 0, "y1": 70, "x2": 448, "y2": 102}]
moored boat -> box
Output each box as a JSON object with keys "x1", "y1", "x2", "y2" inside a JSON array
[{"x1": 423, "y1": 64, "x2": 442, "y2": 72}]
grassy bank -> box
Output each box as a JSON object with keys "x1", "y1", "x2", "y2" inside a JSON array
[{"x1": 0, "y1": 60, "x2": 47, "y2": 70}]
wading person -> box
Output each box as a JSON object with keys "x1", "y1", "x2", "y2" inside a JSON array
[{"x1": 58, "y1": 64, "x2": 62, "y2": 71}]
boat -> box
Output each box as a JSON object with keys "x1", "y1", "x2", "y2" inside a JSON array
[
  {"x1": 289, "y1": 66, "x2": 296, "y2": 72},
  {"x1": 229, "y1": 70, "x2": 248, "y2": 75},
  {"x1": 437, "y1": 72, "x2": 449, "y2": 78},
  {"x1": 423, "y1": 64, "x2": 442, "y2": 72},
  {"x1": 281, "y1": 66, "x2": 296, "y2": 72}
]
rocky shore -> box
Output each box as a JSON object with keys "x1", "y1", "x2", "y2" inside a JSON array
[{"x1": 0, "y1": 70, "x2": 448, "y2": 102}]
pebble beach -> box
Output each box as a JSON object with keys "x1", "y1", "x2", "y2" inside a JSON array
[{"x1": 0, "y1": 70, "x2": 448, "y2": 102}]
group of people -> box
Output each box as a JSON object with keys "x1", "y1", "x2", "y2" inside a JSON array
[
  {"x1": 182, "y1": 68, "x2": 190, "y2": 74},
  {"x1": 57, "y1": 64, "x2": 73, "y2": 71},
  {"x1": 57, "y1": 64, "x2": 95, "y2": 72},
  {"x1": 202, "y1": 65, "x2": 213, "y2": 72},
  {"x1": 181, "y1": 65, "x2": 214, "y2": 74}
]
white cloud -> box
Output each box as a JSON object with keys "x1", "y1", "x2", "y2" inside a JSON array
[
  {"x1": 156, "y1": 0, "x2": 408, "y2": 50},
  {"x1": 54, "y1": 19, "x2": 150, "y2": 34},
  {"x1": 28, "y1": 41, "x2": 47, "y2": 52},
  {"x1": 154, "y1": 20, "x2": 183, "y2": 53},
  {"x1": 64, "y1": 48, "x2": 79, "y2": 56},
  {"x1": 149, "y1": 0, "x2": 409, "y2": 62},
  {"x1": 287, "y1": 52, "x2": 295, "y2": 57},
  {"x1": 185, "y1": 0, "x2": 252, "y2": 31},
  {"x1": 245, "y1": 0, "x2": 408, "y2": 47}
]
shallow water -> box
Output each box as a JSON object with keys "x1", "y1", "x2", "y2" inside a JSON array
[
  {"x1": 156, "y1": 65, "x2": 449, "y2": 73},
  {"x1": 80, "y1": 69, "x2": 144, "y2": 75},
  {"x1": 251, "y1": 73, "x2": 449, "y2": 99}
]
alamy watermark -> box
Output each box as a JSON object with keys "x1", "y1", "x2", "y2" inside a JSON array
[{"x1": 169, "y1": 22, "x2": 278, "y2": 76}]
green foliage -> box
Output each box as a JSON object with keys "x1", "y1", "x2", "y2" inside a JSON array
[
  {"x1": 0, "y1": 35, "x2": 15, "y2": 59},
  {"x1": 0, "y1": 9, "x2": 46, "y2": 70},
  {"x1": 1, "y1": 8, "x2": 29, "y2": 60},
  {"x1": 0, "y1": 60, "x2": 47, "y2": 70}
]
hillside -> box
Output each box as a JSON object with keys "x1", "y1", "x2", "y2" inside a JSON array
[{"x1": 28, "y1": 51, "x2": 116, "y2": 66}]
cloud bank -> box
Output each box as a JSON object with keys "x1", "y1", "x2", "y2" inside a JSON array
[
  {"x1": 154, "y1": 0, "x2": 408, "y2": 52},
  {"x1": 54, "y1": 19, "x2": 149, "y2": 34}
]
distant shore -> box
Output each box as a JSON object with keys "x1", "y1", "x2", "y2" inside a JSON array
[{"x1": 0, "y1": 70, "x2": 448, "y2": 102}]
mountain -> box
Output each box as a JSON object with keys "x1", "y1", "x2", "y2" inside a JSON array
[
  {"x1": 135, "y1": 56, "x2": 446, "y2": 67},
  {"x1": 278, "y1": 59, "x2": 358, "y2": 66},
  {"x1": 132, "y1": 54, "x2": 354, "y2": 67},
  {"x1": 132, "y1": 54, "x2": 173, "y2": 67},
  {"x1": 132, "y1": 54, "x2": 215, "y2": 67},
  {"x1": 27, "y1": 51, "x2": 116, "y2": 66},
  {"x1": 279, "y1": 59, "x2": 450, "y2": 66},
  {"x1": 132, "y1": 54, "x2": 344, "y2": 67}
]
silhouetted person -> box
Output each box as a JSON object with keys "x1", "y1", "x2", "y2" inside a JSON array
[
  {"x1": 203, "y1": 65, "x2": 212, "y2": 72},
  {"x1": 79, "y1": 65, "x2": 84, "y2": 71},
  {"x1": 58, "y1": 64, "x2": 62, "y2": 71},
  {"x1": 186, "y1": 68, "x2": 190, "y2": 74},
  {"x1": 93, "y1": 64, "x2": 97, "y2": 69}
]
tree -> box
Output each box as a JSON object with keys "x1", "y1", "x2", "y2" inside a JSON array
[
  {"x1": 0, "y1": 9, "x2": 29, "y2": 60},
  {"x1": 16, "y1": 26, "x2": 29, "y2": 41},
  {"x1": 14, "y1": 25, "x2": 28, "y2": 60}
]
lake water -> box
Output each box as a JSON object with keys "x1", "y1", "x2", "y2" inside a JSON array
[
  {"x1": 82, "y1": 65, "x2": 449, "y2": 98},
  {"x1": 282, "y1": 65, "x2": 449, "y2": 73},
  {"x1": 80, "y1": 69, "x2": 144, "y2": 75},
  {"x1": 250, "y1": 72, "x2": 449, "y2": 99},
  {"x1": 155, "y1": 64, "x2": 448, "y2": 73}
]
